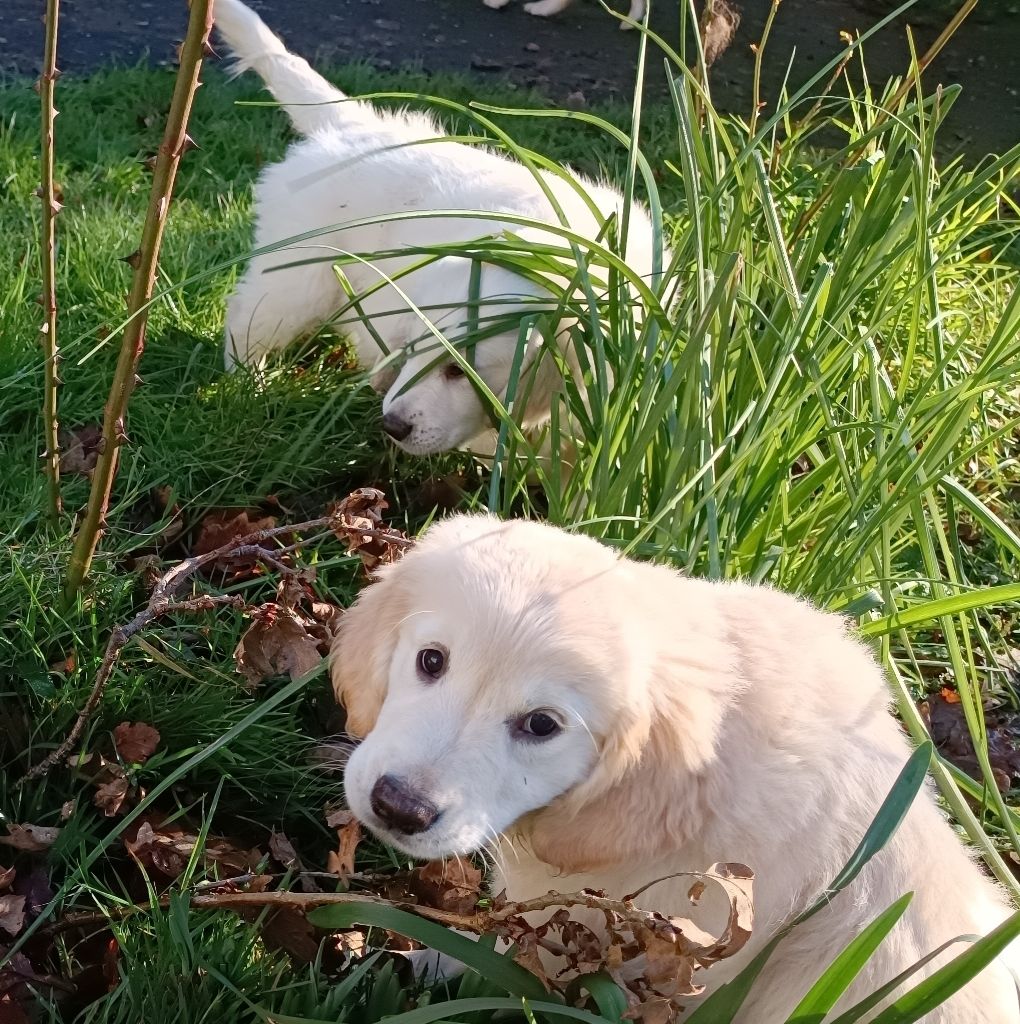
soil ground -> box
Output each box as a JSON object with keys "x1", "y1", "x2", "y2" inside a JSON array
[{"x1": 2, "y1": 0, "x2": 1018, "y2": 160}]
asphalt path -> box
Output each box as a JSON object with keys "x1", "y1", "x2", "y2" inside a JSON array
[{"x1": 1, "y1": 0, "x2": 1017, "y2": 158}]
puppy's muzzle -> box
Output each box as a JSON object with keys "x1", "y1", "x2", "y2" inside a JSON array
[{"x1": 370, "y1": 774, "x2": 440, "y2": 835}]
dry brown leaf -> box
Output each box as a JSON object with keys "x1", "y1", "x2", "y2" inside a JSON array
[
  {"x1": 192, "y1": 507, "x2": 279, "y2": 577},
  {"x1": 411, "y1": 858, "x2": 483, "y2": 916},
  {"x1": 0, "y1": 825, "x2": 60, "y2": 853},
  {"x1": 113, "y1": 721, "x2": 161, "y2": 763},
  {"x1": 124, "y1": 819, "x2": 261, "y2": 880},
  {"x1": 0, "y1": 869, "x2": 14, "y2": 894},
  {"x1": 693, "y1": 862, "x2": 754, "y2": 961},
  {"x1": 326, "y1": 818, "x2": 363, "y2": 881},
  {"x1": 700, "y1": 0, "x2": 740, "y2": 67},
  {"x1": 0, "y1": 896, "x2": 26, "y2": 937},
  {"x1": 60, "y1": 800, "x2": 76, "y2": 821},
  {"x1": 329, "y1": 488, "x2": 409, "y2": 572},
  {"x1": 94, "y1": 777, "x2": 131, "y2": 817},
  {"x1": 58, "y1": 423, "x2": 104, "y2": 477},
  {"x1": 269, "y1": 831, "x2": 303, "y2": 872},
  {"x1": 233, "y1": 605, "x2": 324, "y2": 687}
]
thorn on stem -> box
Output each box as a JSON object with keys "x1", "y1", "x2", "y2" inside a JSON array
[{"x1": 119, "y1": 249, "x2": 142, "y2": 269}]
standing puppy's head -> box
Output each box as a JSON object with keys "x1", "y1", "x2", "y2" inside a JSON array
[
  {"x1": 376, "y1": 259, "x2": 572, "y2": 456},
  {"x1": 332, "y1": 516, "x2": 735, "y2": 872}
]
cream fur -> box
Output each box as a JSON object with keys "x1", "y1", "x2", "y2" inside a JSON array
[
  {"x1": 214, "y1": 0, "x2": 660, "y2": 456},
  {"x1": 332, "y1": 515, "x2": 1020, "y2": 1022}
]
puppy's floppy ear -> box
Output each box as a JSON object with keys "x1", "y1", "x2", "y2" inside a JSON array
[
  {"x1": 526, "y1": 584, "x2": 734, "y2": 873},
  {"x1": 330, "y1": 563, "x2": 410, "y2": 737}
]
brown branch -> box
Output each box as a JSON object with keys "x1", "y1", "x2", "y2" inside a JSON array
[
  {"x1": 23, "y1": 505, "x2": 414, "y2": 783},
  {"x1": 38, "y1": 0, "x2": 62, "y2": 525},
  {"x1": 63, "y1": 0, "x2": 215, "y2": 606}
]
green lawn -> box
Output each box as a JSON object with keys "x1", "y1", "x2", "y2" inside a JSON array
[{"x1": 1, "y1": 44, "x2": 1019, "y2": 1023}]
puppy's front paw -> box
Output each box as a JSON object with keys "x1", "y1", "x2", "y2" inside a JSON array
[
  {"x1": 483, "y1": 0, "x2": 512, "y2": 9},
  {"x1": 523, "y1": 0, "x2": 572, "y2": 16}
]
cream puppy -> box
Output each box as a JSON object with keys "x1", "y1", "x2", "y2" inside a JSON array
[
  {"x1": 483, "y1": 0, "x2": 647, "y2": 29},
  {"x1": 214, "y1": 0, "x2": 660, "y2": 456},
  {"x1": 332, "y1": 515, "x2": 1020, "y2": 1022}
]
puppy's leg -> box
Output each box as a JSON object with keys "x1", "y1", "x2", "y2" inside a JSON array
[
  {"x1": 483, "y1": 0, "x2": 513, "y2": 8},
  {"x1": 523, "y1": 0, "x2": 573, "y2": 16},
  {"x1": 619, "y1": 0, "x2": 646, "y2": 29},
  {"x1": 224, "y1": 256, "x2": 342, "y2": 370}
]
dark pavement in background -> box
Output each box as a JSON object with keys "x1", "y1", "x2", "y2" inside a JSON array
[{"x1": 1, "y1": 0, "x2": 1018, "y2": 159}]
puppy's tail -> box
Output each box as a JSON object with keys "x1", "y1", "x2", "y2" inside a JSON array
[{"x1": 214, "y1": 0, "x2": 348, "y2": 135}]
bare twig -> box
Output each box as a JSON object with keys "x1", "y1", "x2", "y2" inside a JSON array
[
  {"x1": 63, "y1": 0, "x2": 215, "y2": 605},
  {"x1": 748, "y1": 0, "x2": 780, "y2": 140},
  {"x1": 24, "y1": 499, "x2": 413, "y2": 783},
  {"x1": 19, "y1": 593, "x2": 244, "y2": 784},
  {"x1": 38, "y1": 0, "x2": 62, "y2": 524}
]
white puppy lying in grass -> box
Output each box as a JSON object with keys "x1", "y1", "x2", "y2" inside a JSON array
[
  {"x1": 332, "y1": 515, "x2": 1020, "y2": 1021},
  {"x1": 215, "y1": 0, "x2": 660, "y2": 456}
]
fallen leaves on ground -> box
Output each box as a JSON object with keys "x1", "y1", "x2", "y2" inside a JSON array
[
  {"x1": 67, "y1": 752, "x2": 139, "y2": 818},
  {"x1": 113, "y1": 722, "x2": 161, "y2": 764},
  {"x1": 920, "y1": 690, "x2": 1020, "y2": 792},
  {"x1": 191, "y1": 507, "x2": 279, "y2": 578},
  {"x1": 329, "y1": 488, "x2": 410, "y2": 572},
  {"x1": 58, "y1": 424, "x2": 104, "y2": 477},
  {"x1": 0, "y1": 826, "x2": 60, "y2": 853},
  {"x1": 123, "y1": 818, "x2": 261, "y2": 880},
  {"x1": 233, "y1": 569, "x2": 340, "y2": 687},
  {"x1": 325, "y1": 813, "x2": 363, "y2": 882}
]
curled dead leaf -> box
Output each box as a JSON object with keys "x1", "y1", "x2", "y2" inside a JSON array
[
  {"x1": 700, "y1": 0, "x2": 740, "y2": 67},
  {"x1": 326, "y1": 817, "x2": 363, "y2": 881},
  {"x1": 329, "y1": 488, "x2": 410, "y2": 572},
  {"x1": 0, "y1": 896, "x2": 25, "y2": 937},
  {"x1": 94, "y1": 776, "x2": 131, "y2": 817},
  {"x1": 0, "y1": 868, "x2": 14, "y2": 893},
  {"x1": 113, "y1": 721, "x2": 161, "y2": 763},
  {"x1": 411, "y1": 858, "x2": 483, "y2": 916},
  {"x1": 0, "y1": 825, "x2": 60, "y2": 853},
  {"x1": 268, "y1": 831, "x2": 303, "y2": 872}
]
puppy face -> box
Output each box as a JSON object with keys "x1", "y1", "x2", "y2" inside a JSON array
[
  {"x1": 375, "y1": 260, "x2": 565, "y2": 455},
  {"x1": 332, "y1": 516, "x2": 728, "y2": 870}
]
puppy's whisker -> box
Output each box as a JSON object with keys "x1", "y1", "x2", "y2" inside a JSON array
[{"x1": 564, "y1": 707, "x2": 598, "y2": 752}]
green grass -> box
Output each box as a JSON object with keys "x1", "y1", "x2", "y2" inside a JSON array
[{"x1": 1, "y1": 19, "x2": 1019, "y2": 1023}]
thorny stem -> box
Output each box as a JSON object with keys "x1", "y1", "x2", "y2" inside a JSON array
[
  {"x1": 748, "y1": 0, "x2": 780, "y2": 140},
  {"x1": 789, "y1": 0, "x2": 979, "y2": 244},
  {"x1": 39, "y1": 0, "x2": 62, "y2": 524},
  {"x1": 63, "y1": 0, "x2": 215, "y2": 606}
]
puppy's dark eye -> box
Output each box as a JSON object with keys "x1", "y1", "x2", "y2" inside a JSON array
[
  {"x1": 417, "y1": 647, "x2": 447, "y2": 679},
  {"x1": 516, "y1": 711, "x2": 561, "y2": 739},
  {"x1": 442, "y1": 363, "x2": 466, "y2": 381}
]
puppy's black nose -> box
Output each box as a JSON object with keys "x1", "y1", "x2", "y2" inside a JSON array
[
  {"x1": 370, "y1": 774, "x2": 440, "y2": 835},
  {"x1": 381, "y1": 412, "x2": 412, "y2": 442}
]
